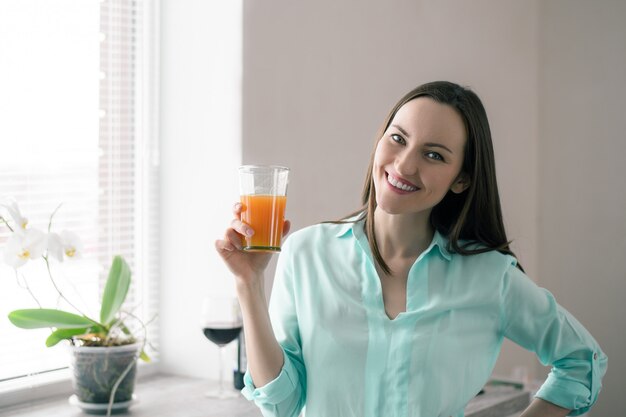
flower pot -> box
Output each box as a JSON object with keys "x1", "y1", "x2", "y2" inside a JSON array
[{"x1": 68, "y1": 343, "x2": 141, "y2": 409}]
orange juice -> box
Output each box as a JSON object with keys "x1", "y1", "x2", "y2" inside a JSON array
[{"x1": 240, "y1": 194, "x2": 287, "y2": 251}]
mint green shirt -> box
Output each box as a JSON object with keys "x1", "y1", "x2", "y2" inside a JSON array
[{"x1": 241, "y1": 220, "x2": 607, "y2": 417}]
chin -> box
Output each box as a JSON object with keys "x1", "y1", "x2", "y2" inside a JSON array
[{"x1": 374, "y1": 196, "x2": 408, "y2": 215}]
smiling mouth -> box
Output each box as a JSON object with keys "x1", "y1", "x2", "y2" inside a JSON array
[{"x1": 386, "y1": 172, "x2": 419, "y2": 192}]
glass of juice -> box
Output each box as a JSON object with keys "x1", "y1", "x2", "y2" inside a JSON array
[{"x1": 238, "y1": 165, "x2": 289, "y2": 252}]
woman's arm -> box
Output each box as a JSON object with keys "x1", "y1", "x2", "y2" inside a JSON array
[
  {"x1": 216, "y1": 208, "x2": 306, "y2": 417},
  {"x1": 215, "y1": 203, "x2": 288, "y2": 386},
  {"x1": 236, "y1": 276, "x2": 285, "y2": 387},
  {"x1": 501, "y1": 262, "x2": 607, "y2": 416},
  {"x1": 215, "y1": 203, "x2": 291, "y2": 387},
  {"x1": 519, "y1": 398, "x2": 571, "y2": 417}
]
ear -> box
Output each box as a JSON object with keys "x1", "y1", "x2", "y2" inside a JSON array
[{"x1": 450, "y1": 172, "x2": 471, "y2": 194}]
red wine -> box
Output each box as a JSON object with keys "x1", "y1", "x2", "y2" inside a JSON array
[{"x1": 202, "y1": 326, "x2": 242, "y2": 347}]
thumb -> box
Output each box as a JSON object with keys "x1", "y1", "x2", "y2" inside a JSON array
[{"x1": 283, "y1": 220, "x2": 291, "y2": 237}]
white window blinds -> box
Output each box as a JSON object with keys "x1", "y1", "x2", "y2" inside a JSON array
[{"x1": 0, "y1": 0, "x2": 159, "y2": 394}]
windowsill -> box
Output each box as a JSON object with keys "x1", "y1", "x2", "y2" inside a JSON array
[
  {"x1": 0, "y1": 368, "x2": 72, "y2": 409},
  {"x1": 0, "y1": 372, "x2": 530, "y2": 417},
  {"x1": 0, "y1": 372, "x2": 260, "y2": 417},
  {"x1": 0, "y1": 362, "x2": 159, "y2": 411}
]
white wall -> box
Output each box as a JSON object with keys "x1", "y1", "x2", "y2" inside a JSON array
[
  {"x1": 159, "y1": 0, "x2": 242, "y2": 379},
  {"x1": 242, "y1": 0, "x2": 539, "y2": 381},
  {"x1": 537, "y1": 1, "x2": 626, "y2": 415}
]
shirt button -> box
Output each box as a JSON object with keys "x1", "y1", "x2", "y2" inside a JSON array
[{"x1": 593, "y1": 353, "x2": 598, "y2": 360}]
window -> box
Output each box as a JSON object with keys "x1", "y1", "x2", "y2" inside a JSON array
[{"x1": 0, "y1": 0, "x2": 159, "y2": 401}]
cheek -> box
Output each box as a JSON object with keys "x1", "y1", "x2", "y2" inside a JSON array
[
  {"x1": 372, "y1": 142, "x2": 387, "y2": 174},
  {"x1": 423, "y1": 169, "x2": 458, "y2": 192},
  {"x1": 373, "y1": 141, "x2": 385, "y2": 162},
  {"x1": 371, "y1": 144, "x2": 387, "y2": 194}
]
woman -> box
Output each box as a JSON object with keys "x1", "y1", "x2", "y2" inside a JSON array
[{"x1": 216, "y1": 81, "x2": 607, "y2": 417}]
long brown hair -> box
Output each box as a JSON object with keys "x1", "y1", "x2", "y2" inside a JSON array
[{"x1": 335, "y1": 81, "x2": 522, "y2": 274}]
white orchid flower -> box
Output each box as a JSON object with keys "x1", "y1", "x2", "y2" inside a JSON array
[
  {"x1": 48, "y1": 230, "x2": 83, "y2": 262},
  {"x1": 3, "y1": 228, "x2": 47, "y2": 268},
  {"x1": 0, "y1": 199, "x2": 29, "y2": 232},
  {"x1": 47, "y1": 233, "x2": 64, "y2": 262}
]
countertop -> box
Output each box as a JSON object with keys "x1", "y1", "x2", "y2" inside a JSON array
[{"x1": 0, "y1": 373, "x2": 529, "y2": 417}]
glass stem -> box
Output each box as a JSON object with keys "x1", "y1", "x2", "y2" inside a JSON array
[{"x1": 218, "y1": 346, "x2": 225, "y2": 396}]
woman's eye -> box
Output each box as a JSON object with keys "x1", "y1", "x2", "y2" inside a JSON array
[
  {"x1": 391, "y1": 134, "x2": 405, "y2": 145},
  {"x1": 425, "y1": 151, "x2": 444, "y2": 161}
]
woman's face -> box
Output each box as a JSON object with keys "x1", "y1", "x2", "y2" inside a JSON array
[{"x1": 373, "y1": 97, "x2": 470, "y2": 217}]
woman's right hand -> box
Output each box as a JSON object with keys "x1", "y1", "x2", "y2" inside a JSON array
[
  {"x1": 214, "y1": 202, "x2": 291, "y2": 289},
  {"x1": 215, "y1": 203, "x2": 290, "y2": 390}
]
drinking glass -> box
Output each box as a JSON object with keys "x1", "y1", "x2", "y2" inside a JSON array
[
  {"x1": 238, "y1": 165, "x2": 289, "y2": 252},
  {"x1": 201, "y1": 295, "x2": 243, "y2": 398}
]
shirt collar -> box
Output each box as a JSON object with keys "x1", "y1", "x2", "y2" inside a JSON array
[
  {"x1": 334, "y1": 221, "x2": 357, "y2": 238},
  {"x1": 334, "y1": 217, "x2": 452, "y2": 262},
  {"x1": 430, "y1": 229, "x2": 452, "y2": 261}
]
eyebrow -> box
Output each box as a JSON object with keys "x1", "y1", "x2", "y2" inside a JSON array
[
  {"x1": 390, "y1": 124, "x2": 454, "y2": 154},
  {"x1": 391, "y1": 124, "x2": 411, "y2": 138}
]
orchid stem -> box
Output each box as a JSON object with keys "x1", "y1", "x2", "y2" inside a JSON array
[
  {"x1": 47, "y1": 203, "x2": 63, "y2": 233},
  {"x1": 105, "y1": 312, "x2": 148, "y2": 417},
  {"x1": 15, "y1": 270, "x2": 42, "y2": 308},
  {"x1": 0, "y1": 216, "x2": 14, "y2": 232},
  {"x1": 43, "y1": 255, "x2": 87, "y2": 317}
]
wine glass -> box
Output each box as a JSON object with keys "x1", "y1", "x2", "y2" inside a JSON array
[{"x1": 201, "y1": 295, "x2": 243, "y2": 399}]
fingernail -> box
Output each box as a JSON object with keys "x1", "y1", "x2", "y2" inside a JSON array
[{"x1": 245, "y1": 228, "x2": 254, "y2": 237}]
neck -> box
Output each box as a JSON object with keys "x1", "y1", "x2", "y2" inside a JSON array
[{"x1": 373, "y1": 208, "x2": 435, "y2": 260}]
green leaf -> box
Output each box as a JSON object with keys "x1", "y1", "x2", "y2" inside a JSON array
[
  {"x1": 46, "y1": 328, "x2": 89, "y2": 347},
  {"x1": 8, "y1": 309, "x2": 96, "y2": 329},
  {"x1": 100, "y1": 256, "x2": 131, "y2": 325},
  {"x1": 139, "y1": 350, "x2": 151, "y2": 363}
]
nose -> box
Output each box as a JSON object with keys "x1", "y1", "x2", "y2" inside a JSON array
[{"x1": 395, "y1": 149, "x2": 419, "y2": 177}]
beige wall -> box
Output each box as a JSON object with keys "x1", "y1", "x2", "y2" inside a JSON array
[
  {"x1": 242, "y1": 0, "x2": 625, "y2": 415},
  {"x1": 537, "y1": 1, "x2": 626, "y2": 415}
]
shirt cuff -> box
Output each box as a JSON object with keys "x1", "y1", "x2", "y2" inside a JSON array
[
  {"x1": 241, "y1": 349, "x2": 300, "y2": 406},
  {"x1": 534, "y1": 350, "x2": 605, "y2": 416}
]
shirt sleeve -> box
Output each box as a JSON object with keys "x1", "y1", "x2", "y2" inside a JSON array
[
  {"x1": 501, "y1": 262, "x2": 607, "y2": 416},
  {"x1": 240, "y1": 237, "x2": 307, "y2": 417}
]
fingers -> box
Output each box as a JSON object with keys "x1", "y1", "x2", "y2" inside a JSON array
[
  {"x1": 226, "y1": 228, "x2": 244, "y2": 250},
  {"x1": 215, "y1": 202, "x2": 252, "y2": 256},
  {"x1": 283, "y1": 220, "x2": 291, "y2": 237},
  {"x1": 231, "y1": 202, "x2": 255, "y2": 236},
  {"x1": 215, "y1": 239, "x2": 234, "y2": 253},
  {"x1": 230, "y1": 218, "x2": 254, "y2": 238},
  {"x1": 219, "y1": 202, "x2": 292, "y2": 255},
  {"x1": 215, "y1": 227, "x2": 244, "y2": 253},
  {"x1": 232, "y1": 202, "x2": 243, "y2": 216}
]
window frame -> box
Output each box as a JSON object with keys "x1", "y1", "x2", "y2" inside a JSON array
[{"x1": 0, "y1": 0, "x2": 160, "y2": 408}]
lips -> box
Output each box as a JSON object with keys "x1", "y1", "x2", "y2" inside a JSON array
[{"x1": 386, "y1": 172, "x2": 419, "y2": 192}]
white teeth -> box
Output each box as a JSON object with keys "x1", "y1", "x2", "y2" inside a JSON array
[{"x1": 387, "y1": 174, "x2": 417, "y2": 191}]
